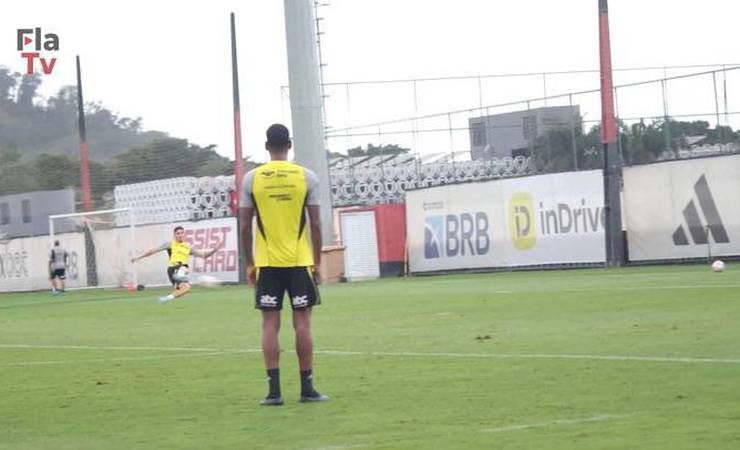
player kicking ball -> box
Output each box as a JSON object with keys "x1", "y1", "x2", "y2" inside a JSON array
[{"x1": 131, "y1": 226, "x2": 223, "y2": 304}]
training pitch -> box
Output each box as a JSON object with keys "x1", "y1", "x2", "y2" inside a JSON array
[{"x1": 1, "y1": 265, "x2": 739, "y2": 449}]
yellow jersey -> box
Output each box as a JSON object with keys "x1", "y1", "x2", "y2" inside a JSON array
[
  {"x1": 167, "y1": 240, "x2": 192, "y2": 267},
  {"x1": 240, "y1": 161, "x2": 319, "y2": 267}
]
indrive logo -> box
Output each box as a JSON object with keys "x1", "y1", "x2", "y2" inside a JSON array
[
  {"x1": 672, "y1": 175, "x2": 729, "y2": 246},
  {"x1": 508, "y1": 192, "x2": 536, "y2": 250}
]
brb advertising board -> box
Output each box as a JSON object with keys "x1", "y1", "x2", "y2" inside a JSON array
[
  {"x1": 406, "y1": 170, "x2": 605, "y2": 273},
  {"x1": 406, "y1": 182, "x2": 504, "y2": 273},
  {"x1": 624, "y1": 155, "x2": 740, "y2": 261}
]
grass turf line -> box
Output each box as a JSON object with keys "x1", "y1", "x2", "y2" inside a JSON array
[{"x1": 1, "y1": 264, "x2": 739, "y2": 449}]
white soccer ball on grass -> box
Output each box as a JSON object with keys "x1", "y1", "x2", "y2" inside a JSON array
[
  {"x1": 197, "y1": 275, "x2": 222, "y2": 288},
  {"x1": 711, "y1": 260, "x2": 725, "y2": 273},
  {"x1": 173, "y1": 266, "x2": 190, "y2": 283}
]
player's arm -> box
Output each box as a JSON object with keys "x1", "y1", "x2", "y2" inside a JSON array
[
  {"x1": 238, "y1": 170, "x2": 257, "y2": 285},
  {"x1": 304, "y1": 169, "x2": 323, "y2": 282},
  {"x1": 307, "y1": 205, "x2": 322, "y2": 282},
  {"x1": 240, "y1": 206, "x2": 256, "y2": 285},
  {"x1": 131, "y1": 243, "x2": 168, "y2": 262},
  {"x1": 191, "y1": 239, "x2": 223, "y2": 259}
]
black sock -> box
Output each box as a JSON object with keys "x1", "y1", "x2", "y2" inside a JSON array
[
  {"x1": 267, "y1": 368, "x2": 281, "y2": 398},
  {"x1": 300, "y1": 369, "x2": 315, "y2": 395}
]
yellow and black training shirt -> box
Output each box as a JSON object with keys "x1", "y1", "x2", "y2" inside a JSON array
[
  {"x1": 154, "y1": 240, "x2": 192, "y2": 267},
  {"x1": 239, "y1": 160, "x2": 319, "y2": 268}
]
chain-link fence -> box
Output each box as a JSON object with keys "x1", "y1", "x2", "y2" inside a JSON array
[
  {"x1": 319, "y1": 65, "x2": 740, "y2": 206},
  {"x1": 2, "y1": 64, "x2": 740, "y2": 239}
]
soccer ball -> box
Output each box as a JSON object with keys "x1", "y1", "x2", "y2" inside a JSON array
[
  {"x1": 197, "y1": 275, "x2": 221, "y2": 288},
  {"x1": 173, "y1": 266, "x2": 190, "y2": 282},
  {"x1": 711, "y1": 260, "x2": 725, "y2": 273}
]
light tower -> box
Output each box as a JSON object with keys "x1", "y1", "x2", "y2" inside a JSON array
[
  {"x1": 599, "y1": 0, "x2": 624, "y2": 266},
  {"x1": 283, "y1": 0, "x2": 335, "y2": 243}
]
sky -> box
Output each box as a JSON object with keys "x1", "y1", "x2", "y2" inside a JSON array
[{"x1": 1, "y1": 0, "x2": 739, "y2": 162}]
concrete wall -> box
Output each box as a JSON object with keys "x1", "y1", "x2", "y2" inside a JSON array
[
  {"x1": 469, "y1": 105, "x2": 580, "y2": 160},
  {"x1": 0, "y1": 189, "x2": 75, "y2": 238}
]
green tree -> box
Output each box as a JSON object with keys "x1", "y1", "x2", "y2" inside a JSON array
[
  {"x1": 621, "y1": 119, "x2": 739, "y2": 164},
  {"x1": 622, "y1": 120, "x2": 666, "y2": 164},
  {"x1": 532, "y1": 119, "x2": 603, "y2": 173},
  {"x1": 342, "y1": 143, "x2": 410, "y2": 158},
  {"x1": 198, "y1": 158, "x2": 235, "y2": 177},
  {"x1": 0, "y1": 148, "x2": 38, "y2": 195},
  {"x1": 16, "y1": 73, "x2": 42, "y2": 110},
  {"x1": 34, "y1": 154, "x2": 80, "y2": 190},
  {"x1": 0, "y1": 68, "x2": 18, "y2": 104},
  {"x1": 111, "y1": 138, "x2": 233, "y2": 184},
  {"x1": 0, "y1": 67, "x2": 170, "y2": 161},
  {"x1": 0, "y1": 147, "x2": 21, "y2": 166}
]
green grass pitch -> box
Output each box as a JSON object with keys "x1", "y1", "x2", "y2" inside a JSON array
[{"x1": 1, "y1": 264, "x2": 739, "y2": 449}]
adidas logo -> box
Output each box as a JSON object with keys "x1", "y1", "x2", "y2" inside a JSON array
[{"x1": 672, "y1": 175, "x2": 729, "y2": 246}]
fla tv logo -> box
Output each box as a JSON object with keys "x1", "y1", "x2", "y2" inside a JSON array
[
  {"x1": 508, "y1": 192, "x2": 536, "y2": 250},
  {"x1": 17, "y1": 28, "x2": 59, "y2": 75},
  {"x1": 424, "y1": 213, "x2": 490, "y2": 259}
]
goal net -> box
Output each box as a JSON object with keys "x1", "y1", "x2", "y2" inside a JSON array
[{"x1": 49, "y1": 208, "x2": 137, "y2": 289}]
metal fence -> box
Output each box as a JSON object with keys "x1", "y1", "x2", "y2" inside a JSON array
[
  {"x1": 4, "y1": 64, "x2": 740, "y2": 233},
  {"x1": 318, "y1": 64, "x2": 740, "y2": 206}
]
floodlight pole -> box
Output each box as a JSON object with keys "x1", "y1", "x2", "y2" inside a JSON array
[
  {"x1": 599, "y1": 0, "x2": 624, "y2": 267},
  {"x1": 284, "y1": 0, "x2": 335, "y2": 244},
  {"x1": 230, "y1": 13, "x2": 245, "y2": 201},
  {"x1": 230, "y1": 13, "x2": 246, "y2": 284},
  {"x1": 76, "y1": 56, "x2": 93, "y2": 212}
]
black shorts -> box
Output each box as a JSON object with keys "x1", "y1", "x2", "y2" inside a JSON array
[
  {"x1": 51, "y1": 268, "x2": 66, "y2": 280},
  {"x1": 166, "y1": 263, "x2": 188, "y2": 287},
  {"x1": 255, "y1": 267, "x2": 320, "y2": 311}
]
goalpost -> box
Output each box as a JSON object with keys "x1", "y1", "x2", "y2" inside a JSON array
[{"x1": 48, "y1": 208, "x2": 137, "y2": 290}]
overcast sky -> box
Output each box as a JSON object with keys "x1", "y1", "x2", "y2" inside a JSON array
[{"x1": 2, "y1": 0, "x2": 739, "y2": 162}]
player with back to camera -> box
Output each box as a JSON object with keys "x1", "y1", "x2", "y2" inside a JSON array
[
  {"x1": 131, "y1": 226, "x2": 223, "y2": 304},
  {"x1": 49, "y1": 240, "x2": 68, "y2": 295},
  {"x1": 240, "y1": 123, "x2": 329, "y2": 406}
]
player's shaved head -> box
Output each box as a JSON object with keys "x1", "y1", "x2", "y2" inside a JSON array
[{"x1": 265, "y1": 123, "x2": 292, "y2": 153}]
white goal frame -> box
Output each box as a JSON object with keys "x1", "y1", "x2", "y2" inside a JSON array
[{"x1": 48, "y1": 208, "x2": 137, "y2": 290}]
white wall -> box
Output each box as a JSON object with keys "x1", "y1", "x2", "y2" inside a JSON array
[
  {"x1": 406, "y1": 170, "x2": 605, "y2": 273},
  {"x1": 0, "y1": 217, "x2": 239, "y2": 292},
  {"x1": 0, "y1": 232, "x2": 87, "y2": 291},
  {"x1": 624, "y1": 155, "x2": 740, "y2": 261}
]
